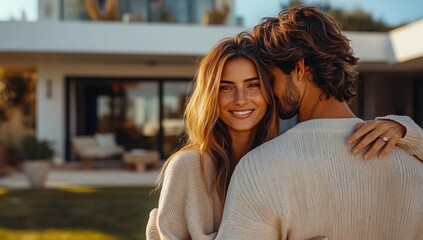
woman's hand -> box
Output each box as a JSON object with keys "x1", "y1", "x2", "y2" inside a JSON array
[{"x1": 347, "y1": 120, "x2": 406, "y2": 160}]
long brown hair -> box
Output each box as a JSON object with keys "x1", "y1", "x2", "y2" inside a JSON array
[{"x1": 157, "y1": 31, "x2": 279, "y2": 206}]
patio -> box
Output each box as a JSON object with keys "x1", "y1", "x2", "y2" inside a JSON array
[{"x1": 0, "y1": 161, "x2": 160, "y2": 189}]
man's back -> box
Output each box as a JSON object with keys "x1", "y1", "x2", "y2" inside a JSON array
[{"x1": 217, "y1": 118, "x2": 423, "y2": 239}]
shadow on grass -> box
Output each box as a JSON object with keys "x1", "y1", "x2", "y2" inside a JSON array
[{"x1": 0, "y1": 187, "x2": 160, "y2": 240}]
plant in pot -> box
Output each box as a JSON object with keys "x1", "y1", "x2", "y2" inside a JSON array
[{"x1": 17, "y1": 135, "x2": 55, "y2": 188}]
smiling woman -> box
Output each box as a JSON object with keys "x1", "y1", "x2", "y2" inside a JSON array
[
  {"x1": 218, "y1": 57, "x2": 268, "y2": 161},
  {"x1": 146, "y1": 31, "x2": 279, "y2": 240}
]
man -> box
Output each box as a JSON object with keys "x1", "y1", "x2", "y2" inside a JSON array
[{"x1": 216, "y1": 6, "x2": 423, "y2": 239}]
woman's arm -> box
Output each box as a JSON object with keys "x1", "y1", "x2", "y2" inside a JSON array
[
  {"x1": 146, "y1": 151, "x2": 218, "y2": 240},
  {"x1": 347, "y1": 115, "x2": 423, "y2": 161},
  {"x1": 375, "y1": 115, "x2": 423, "y2": 160}
]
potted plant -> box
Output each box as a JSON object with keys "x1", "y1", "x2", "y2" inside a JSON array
[
  {"x1": 17, "y1": 136, "x2": 55, "y2": 188},
  {"x1": 202, "y1": 3, "x2": 230, "y2": 25}
]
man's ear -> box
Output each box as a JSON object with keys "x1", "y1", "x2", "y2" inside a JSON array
[{"x1": 293, "y1": 59, "x2": 306, "y2": 81}]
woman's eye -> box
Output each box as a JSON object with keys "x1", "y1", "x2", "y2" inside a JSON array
[
  {"x1": 249, "y1": 83, "x2": 260, "y2": 88},
  {"x1": 219, "y1": 85, "x2": 231, "y2": 91}
]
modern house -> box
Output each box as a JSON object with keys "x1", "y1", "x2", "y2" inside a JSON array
[{"x1": 0, "y1": 0, "x2": 422, "y2": 163}]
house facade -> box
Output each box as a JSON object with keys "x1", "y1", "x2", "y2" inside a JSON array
[{"x1": 0, "y1": 0, "x2": 422, "y2": 162}]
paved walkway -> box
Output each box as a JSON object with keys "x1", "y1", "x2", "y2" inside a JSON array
[{"x1": 0, "y1": 162, "x2": 160, "y2": 189}]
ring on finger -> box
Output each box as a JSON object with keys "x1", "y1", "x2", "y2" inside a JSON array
[{"x1": 381, "y1": 136, "x2": 389, "y2": 142}]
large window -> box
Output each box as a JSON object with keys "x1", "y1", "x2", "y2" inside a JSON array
[
  {"x1": 67, "y1": 77, "x2": 190, "y2": 160},
  {"x1": 42, "y1": 0, "x2": 204, "y2": 23},
  {"x1": 162, "y1": 81, "x2": 190, "y2": 157},
  {"x1": 414, "y1": 80, "x2": 423, "y2": 127}
]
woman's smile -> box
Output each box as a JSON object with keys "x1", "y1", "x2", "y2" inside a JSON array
[{"x1": 230, "y1": 109, "x2": 255, "y2": 117}]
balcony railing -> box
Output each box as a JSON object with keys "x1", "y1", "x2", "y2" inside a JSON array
[{"x1": 5, "y1": 0, "x2": 237, "y2": 26}]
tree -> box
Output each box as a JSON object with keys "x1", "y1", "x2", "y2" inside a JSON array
[
  {"x1": 284, "y1": 0, "x2": 393, "y2": 32},
  {"x1": 327, "y1": 7, "x2": 391, "y2": 31},
  {"x1": 0, "y1": 71, "x2": 35, "y2": 166}
]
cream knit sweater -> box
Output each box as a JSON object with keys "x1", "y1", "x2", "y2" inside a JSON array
[
  {"x1": 147, "y1": 116, "x2": 423, "y2": 240},
  {"x1": 146, "y1": 151, "x2": 221, "y2": 240},
  {"x1": 216, "y1": 118, "x2": 423, "y2": 240}
]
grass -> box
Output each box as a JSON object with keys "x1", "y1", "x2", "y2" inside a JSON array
[{"x1": 0, "y1": 186, "x2": 160, "y2": 240}]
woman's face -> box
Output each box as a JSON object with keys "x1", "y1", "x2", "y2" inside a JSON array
[{"x1": 218, "y1": 57, "x2": 267, "y2": 137}]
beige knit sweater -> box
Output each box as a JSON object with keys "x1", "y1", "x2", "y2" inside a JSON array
[
  {"x1": 147, "y1": 116, "x2": 423, "y2": 240},
  {"x1": 216, "y1": 118, "x2": 423, "y2": 240},
  {"x1": 146, "y1": 151, "x2": 221, "y2": 240}
]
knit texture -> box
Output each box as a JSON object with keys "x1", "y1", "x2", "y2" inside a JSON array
[
  {"x1": 376, "y1": 115, "x2": 423, "y2": 159},
  {"x1": 216, "y1": 118, "x2": 423, "y2": 240},
  {"x1": 146, "y1": 151, "x2": 221, "y2": 240}
]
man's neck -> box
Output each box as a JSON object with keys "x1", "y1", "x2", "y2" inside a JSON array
[{"x1": 298, "y1": 94, "x2": 356, "y2": 122}]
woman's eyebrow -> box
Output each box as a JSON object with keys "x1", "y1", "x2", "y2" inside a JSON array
[
  {"x1": 220, "y1": 77, "x2": 259, "y2": 84},
  {"x1": 220, "y1": 80, "x2": 233, "y2": 84},
  {"x1": 243, "y1": 77, "x2": 260, "y2": 82}
]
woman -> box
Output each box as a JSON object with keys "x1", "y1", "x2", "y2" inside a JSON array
[{"x1": 146, "y1": 32, "x2": 423, "y2": 239}]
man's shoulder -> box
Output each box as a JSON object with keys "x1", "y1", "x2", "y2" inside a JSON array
[
  {"x1": 239, "y1": 118, "x2": 363, "y2": 168},
  {"x1": 246, "y1": 124, "x2": 308, "y2": 158},
  {"x1": 237, "y1": 132, "x2": 299, "y2": 175}
]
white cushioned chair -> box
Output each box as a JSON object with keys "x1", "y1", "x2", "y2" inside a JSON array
[{"x1": 72, "y1": 133, "x2": 124, "y2": 169}]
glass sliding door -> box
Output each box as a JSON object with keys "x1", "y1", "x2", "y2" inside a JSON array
[
  {"x1": 120, "y1": 82, "x2": 159, "y2": 151},
  {"x1": 66, "y1": 77, "x2": 191, "y2": 161},
  {"x1": 162, "y1": 81, "x2": 190, "y2": 157}
]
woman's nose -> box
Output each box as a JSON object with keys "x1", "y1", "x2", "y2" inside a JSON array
[{"x1": 234, "y1": 89, "x2": 247, "y2": 105}]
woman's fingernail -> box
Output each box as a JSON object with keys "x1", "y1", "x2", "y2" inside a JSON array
[{"x1": 352, "y1": 148, "x2": 358, "y2": 154}]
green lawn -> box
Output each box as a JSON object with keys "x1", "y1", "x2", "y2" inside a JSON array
[{"x1": 0, "y1": 186, "x2": 160, "y2": 240}]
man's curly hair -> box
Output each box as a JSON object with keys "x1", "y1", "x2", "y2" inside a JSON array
[{"x1": 253, "y1": 6, "x2": 359, "y2": 102}]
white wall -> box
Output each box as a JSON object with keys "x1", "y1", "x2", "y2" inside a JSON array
[
  {"x1": 37, "y1": 63, "x2": 66, "y2": 160},
  {"x1": 0, "y1": 21, "x2": 245, "y2": 56},
  {"x1": 347, "y1": 31, "x2": 394, "y2": 63},
  {"x1": 390, "y1": 18, "x2": 423, "y2": 63}
]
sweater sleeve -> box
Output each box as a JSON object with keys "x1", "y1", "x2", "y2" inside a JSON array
[
  {"x1": 146, "y1": 208, "x2": 160, "y2": 240},
  {"x1": 375, "y1": 115, "x2": 423, "y2": 161},
  {"x1": 146, "y1": 151, "x2": 218, "y2": 240},
  {"x1": 216, "y1": 158, "x2": 280, "y2": 240}
]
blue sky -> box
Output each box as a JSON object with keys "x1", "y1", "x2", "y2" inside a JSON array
[
  {"x1": 236, "y1": 0, "x2": 423, "y2": 27},
  {"x1": 0, "y1": 0, "x2": 38, "y2": 21},
  {"x1": 0, "y1": 0, "x2": 422, "y2": 27}
]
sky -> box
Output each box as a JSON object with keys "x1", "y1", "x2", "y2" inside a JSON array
[
  {"x1": 0, "y1": 0, "x2": 422, "y2": 27},
  {"x1": 236, "y1": 0, "x2": 423, "y2": 27},
  {"x1": 0, "y1": 0, "x2": 38, "y2": 21}
]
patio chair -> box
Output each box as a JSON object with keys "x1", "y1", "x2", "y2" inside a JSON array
[{"x1": 72, "y1": 133, "x2": 124, "y2": 169}]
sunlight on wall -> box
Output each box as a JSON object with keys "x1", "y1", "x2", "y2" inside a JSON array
[
  {"x1": 0, "y1": 188, "x2": 8, "y2": 196},
  {"x1": 0, "y1": 228, "x2": 118, "y2": 240},
  {"x1": 52, "y1": 185, "x2": 99, "y2": 194}
]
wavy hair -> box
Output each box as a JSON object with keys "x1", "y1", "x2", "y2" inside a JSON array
[
  {"x1": 253, "y1": 6, "x2": 359, "y2": 102},
  {"x1": 157, "y1": 32, "x2": 279, "y2": 206}
]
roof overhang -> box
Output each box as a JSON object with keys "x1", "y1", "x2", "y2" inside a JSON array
[{"x1": 0, "y1": 19, "x2": 422, "y2": 72}]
